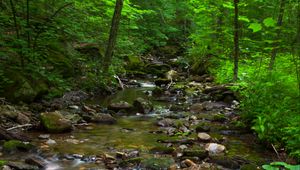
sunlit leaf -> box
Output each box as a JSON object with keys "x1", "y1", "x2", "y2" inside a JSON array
[
  {"x1": 263, "y1": 17, "x2": 276, "y2": 27},
  {"x1": 248, "y1": 23, "x2": 262, "y2": 32}
]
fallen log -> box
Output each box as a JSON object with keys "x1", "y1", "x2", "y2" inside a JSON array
[{"x1": 0, "y1": 126, "x2": 30, "y2": 141}]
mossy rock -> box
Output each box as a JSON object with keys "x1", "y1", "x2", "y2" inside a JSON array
[
  {"x1": 40, "y1": 111, "x2": 72, "y2": 133},
  {"x1": 141, "y1": 157, "x2": 175, "y2": 170},
  {"x1": 152, "y1": 87, "x2": 164, "y2": 96},
  {"x1": 195, "y1": 122, "x2": 211, "y2": 132},
  {"x1": 183, "y1": 149, "x2": 208, "y2": 160},
  {"x1": 125, "y1": 55, "x2": 144, "y2": 70},
  {"x1": 212, "y1": 114, "x2": 227, "y2": 122},
  {"x1": 1, "y1": 70, "x2": 48, "y2": 103},
  {"x1": 145, "y1": 64, "x2": 171, "y2": 77},
  {"x1": 3, "y1": 140, "x2": 34, "y2": 153},
  {"x1": 119, "y1": 157, "x2": 143, "y2": 167},
  {"x1": 0, "y1": 160, "x2": 7, "y2": 166},
  {"x1": 154, "y1": 79, "x2": 171, "y2": 86},
  {"x1": 150, "y1": 146, "x2": 175, "y2": 154},
  {"x1": 133, "y1": 97, "x2": 153, "y2": 114}
]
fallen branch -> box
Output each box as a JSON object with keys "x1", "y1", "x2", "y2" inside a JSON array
[
  {"x1": 7, "y1": 124, "x2": 33, "y2": 131},
  {"x1": 114, "y1": 75, "x2": 125, "y2": 90}
]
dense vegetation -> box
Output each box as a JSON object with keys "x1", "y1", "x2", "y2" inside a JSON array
[{"x1": 1, "y1": 0, "x2": 299, "y2": 162}]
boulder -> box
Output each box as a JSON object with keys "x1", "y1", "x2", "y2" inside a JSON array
[
  {"x1": 108, "y1": 101, "x2": 133, "y2": 112},
  {"x1": 157, "y1": 118, "x2": 174, "y2": 127},
  {"x1": 3, "y1": 140, "x2": 34, "y2": 153},
  {"x1": 89, "y1": 113, "x2": 116, "y2": 124},
  {"x1": 40, "y1": 111, "x2": 72, "y2": 133},
  {"x1": 133, "y1": 97, "x2": 153, "y2": 114},
  {"x1": 7, "y1": 162, "x2": 39, "y2": 170}
]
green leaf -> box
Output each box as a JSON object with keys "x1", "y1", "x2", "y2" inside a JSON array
[
  {"x1": 263, "y1": 17, "x2": 276, "y2": 27},
  {"x1": 239, "y1": 15, "x2": 250, "y2": 23},
  {"x1": 248, "y1": 23, "x2": 262, "y2": 32},
  {"x1": 262, "y1": 165, "x2": 279, "y2": 170},
  {"x1": 223, "y1": 2, "x2": 234, "y2": 9}
]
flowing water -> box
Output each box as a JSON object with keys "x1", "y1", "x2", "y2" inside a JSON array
[{"x1": 1, "y1": 82, "x2": 277, "y2": 169}]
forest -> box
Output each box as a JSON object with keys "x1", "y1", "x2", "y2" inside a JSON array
[{"x1": 0, "y1": 0, "x2": 300, "y2": 169}]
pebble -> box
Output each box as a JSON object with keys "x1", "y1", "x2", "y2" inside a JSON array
[
  {"x1": 38, "y1": 134, "x2": 50, "y2": 139},
  {"x1": 46, "y1": 139, "x2": 57, "y2": 145},
  {"x1": 197, "y1": 133, "x2": 212, "y2": 141}
]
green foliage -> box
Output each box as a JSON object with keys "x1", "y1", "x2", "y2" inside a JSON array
[{"x1": 262, "y1": 162, "x2": 300, "y2": 170}]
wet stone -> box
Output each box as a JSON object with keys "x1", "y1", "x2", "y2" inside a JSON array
[
  {"x1": 7, "y1": 162, "x2": 39, "y2": 170},
  {"x1": 205, "y1": 143, "x2": 226, "y2": 155},
  {"x1": 197, "y1": 133, "x2": 211, "y2": 142},
  {"x1": 25, "y1": 155, "x2": 46, "y2": 168},
  {"x1": 38, "y1": 134, "x2": 50, "y2": 139}
]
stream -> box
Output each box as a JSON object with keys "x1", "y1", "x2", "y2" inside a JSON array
[{"x1": 1, "y1": 81, "x2": 277, "y2": 170}]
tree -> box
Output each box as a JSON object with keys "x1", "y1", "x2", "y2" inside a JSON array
[
  {"x1": 268, "y1": 0, "x2": 286, "y2": 70},
  {"x1": 103, "y1": 0, "x2": 124, "y2": 73},
  {"x1": 233, "y1": 0, "x2": 239, "y2": 81}
]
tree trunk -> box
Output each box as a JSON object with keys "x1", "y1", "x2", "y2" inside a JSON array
[
  {"x1": 103, "y1": 0, "x2": 124, "y2": 73},
  {"x1": 9, "y1": 0, "x2": 24, "y2": 68},
  {"x1": 268, "y1": 0, "x2": 286, "y2": 70},
  {"x1": 26, "y1": 0, "x2": 30, "y2": 49},
  {"x1": 233, "y1": 0, "x2": 239, "y2": 81}
]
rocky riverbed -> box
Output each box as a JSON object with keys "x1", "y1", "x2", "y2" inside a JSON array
[{"x1": 0, "y1": 57, "x2": 280, "y2": 170}]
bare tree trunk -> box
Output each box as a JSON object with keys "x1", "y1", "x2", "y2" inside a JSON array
[
  {"x1": 268, "y1": 0, "x2": 286, "y2": 70},
  {"x1": 103, "y1": 0, "x2": 124, "y2": 73},
  {"x1": 233, "y1": 0, "x2": 239, "y2": 81}
]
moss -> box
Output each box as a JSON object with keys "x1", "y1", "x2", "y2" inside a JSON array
[
  {"x1": 141, "y1": 157, "x2": 175, "y2": 170},
  {"x1": 40, "y1": 111, "x2": 72, "y2": 133},
  {"x1": 119, "y1": 157, "x2": 143, "y2": 167},
  {"x1": 0, "y1": 160, "x2": 7, "y2": 166},
  {"x1": 150, "y1": 146, "x2": 175, "y2": 154},
  {"x1": 3, "y1": 140, "x2": 34, "y2": 152},
  {"x1": 212, "y1": 114, "x2": 227, "y2": 122},
  {"x1": 183, "y1": 149, "x2": 208, "y2": 159}
]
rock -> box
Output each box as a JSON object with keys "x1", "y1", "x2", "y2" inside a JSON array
[
  {"x1": 181, "y1": 159, "x2": 197, "y2": 167},
  {"x1": 69, "y1": 105, "x2": 79, "y2": 110},
  {"x1": 210, "y1": 156, "x2": 240, "y2": 169},
  {"x1": 46, "y1": 139, "x2": 56, "y2": 145},
  {"x1": 82, "y1": 105, "x2": 96, "y2": 113},
  {"x1": 2, "y1": 165, "x2": 12, "y2": 170},
  {"x1": 183, "y1": 149, "x2": 208, "y2": 160},
  {"x1": 190, "y1": 103, "x2": 204, "y2": 113},
  {"x1": 157, "y1": 118, "x2": 174, "y2": 127},
  {"x1": 108, "y1": 101, "x2": 132, "y2": 112},
  {"x1": 154, "y1": 78, "x2": 171, "y2": 86},
  {"x1": 133, "y1": 97, "x2": 153, "y2": 114},
  {"x1": 195, "y1": 123, "x2": 211, "y2": 132},
  {"x1": 89, "y1": 113, "x2": 116, "y2": 124},
  {"x1": 197, "y1": 133, "x2": 211, "y2": 142},
  {"x1": 212, "y1": 114, "x2": 227, "y2": 122},
  {"x1": 25, "y1": 155, "x2": 46, "y2": 168},
  {"x1": 40, "y1": 111, "x2": 72, "y2": 133},
  {"x1": 205, "y1": 143, "x2": 226, "y2": 155},
  {"x1": 7, "y1": 162, "x2": 39, "y2": 170},
  {"x1": 16, "y1": 113, "x2": 31, "y2": 124},
  {"x1": 119, "y1": 157, "x2": 143, "y2": 167},
  {"x1": 190, "y1": 102, "x2": 226, "y2": 113},
  {"x1": 3, "y1": 140, "x2": 34, "y2": 153},
  {"x1": 141, "y1": 157, "x2": 175, "y2": 170},
  {"x1": 150, "y1": 146, "x2": 175, "y2": 154}
]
